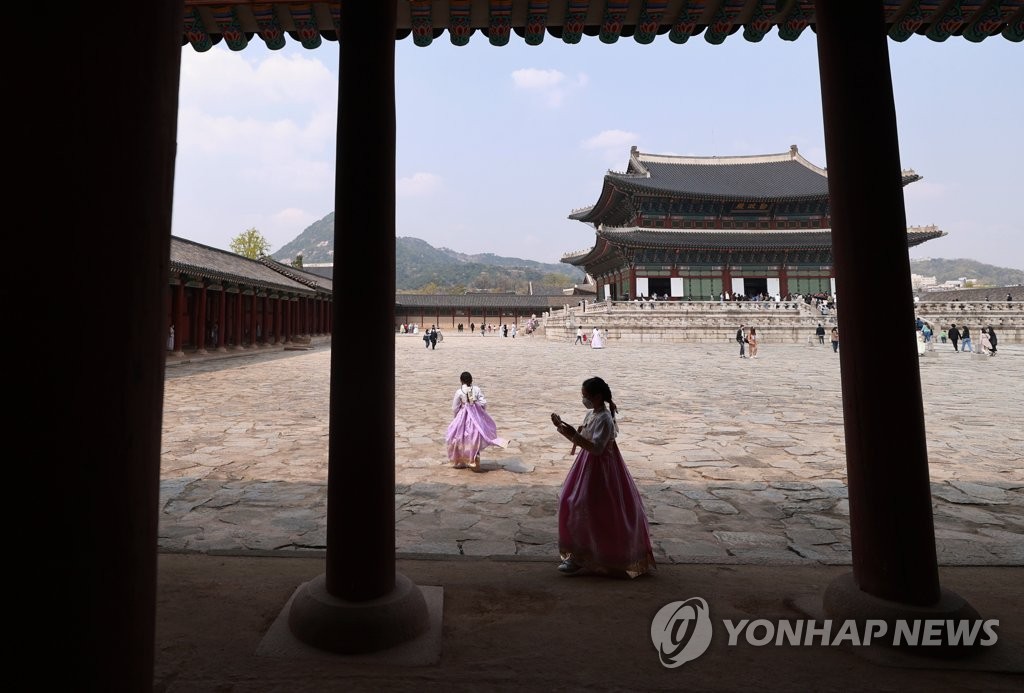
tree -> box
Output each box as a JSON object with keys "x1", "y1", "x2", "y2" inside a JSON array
[
  {"x1": 229, "y1": 227, "x2": 271, "y2": 259},
  {"x1": 291, "y1": 253, "x2": 303, "y2": 269}
]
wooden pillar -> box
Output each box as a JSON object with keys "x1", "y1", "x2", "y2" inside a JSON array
[
  {"x1": 217, "y1": 290, "x2": 226, "y2": 351},
  {"x1": 233, "y1": 292, "x2": 243, "y2": 349},
  {"x1": 814, "y1": 1, "x2": 943, "y2": 606},
  {"x1": 248, "y1": 293, "x2": 257, "y2": 346},
  {"x1": 172, "y1": 279, "x2": 185, "y2": 356},
  {"x1": 196, "y1": 283, "x2": 208, "y2": 353},
  {"x1": 288, "y1": 0, "x2": 428, "y2": 654},
  {"x1": 60, "y1": 2, "x2": 182, "y2": 688}
]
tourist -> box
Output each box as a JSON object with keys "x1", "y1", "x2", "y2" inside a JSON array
[
  {"x1": 591, "y1": 327, "x2": 606, "y2": 349},
  {"x1": 987, "y1": 326, "x2": 999, "y2": 355},
  {"x1": 948, "y1": 324, "x2": 961, "y2": 352},
  {"x1": 980, "y1": 327, "x2": 993, "y2": 356},
  {"x1": 423, "y1": 328, "x2": 431, "y2": 349},
  {"x1": 961, "y1": 325, "x2": 973, "y2": 353},
  {"x1": 445, "y1": 371, "x2": 508, "y2": 472},
  {"x1": 736, "y1": 324, "x2": 747, "y2": 358},
  {"x1": 747, "y1": 327, "x2": 759, "y2": 358},
  {"x1": 815, "y1": 323, "x2": 826, "y2": 345},
  {"x1": 831, "y1": 326, "x2": 840, "y2": 353},
  {"x1": 550, "y1": 377, "x2": 655, "y2": 578},
  {"x1": 429, "y1": 325, "x2": 438, "y2": 350},
  {"x1": 511, "y1": 325, "x2": 517, "y2": 339},
  {"x1": 574, "y1": 327, "x2": 584, "y2": 345}
]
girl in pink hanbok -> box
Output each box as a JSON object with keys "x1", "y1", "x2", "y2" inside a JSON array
[
  {"x1": 550, "y1": 377, "x2": 656, "y2": 578},
  {"x1": 446, "y1": 371, "x2": 508, "y2": 472}
]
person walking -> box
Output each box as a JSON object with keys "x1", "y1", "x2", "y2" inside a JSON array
[
  {"x1": 815, "y1": 323, "x2": 826, "y2": 345},
  {"x1": 987, "y1": 326, "x2": 998, "y2": 355},
  {"x1": 591, "y1": 327, "x2": 606, "y2": 349},
  {"x1": 747, "y1": 327, "x2": 759, "y2": 358},
  {"x1": 736, "y1": 325, "x2": 747, "y2": 358},
  {"x1": 550, "y1": 377, "x2": 655, "y2": 578},
  {"x1": 948, "y1": 324, "x2": 961, "y2": 352},
  {"x1": 574, "y1": 327, "x2": 584, "y2": 345},
  {"x1": 830, "y1": 326, "x2": 840, "y2": 353},
  {"x1": 429, "y1": 325, "x2": 439, "y2": 350},
  {"x1": 960, "y1": 325, "x2": 973, "y2": 353},
  {"x1": 980, "y1": 327, "x2": 993, "y2": 355},
  {"x1": 446, "y1": 371, "x2": 509, "y2": 472}
]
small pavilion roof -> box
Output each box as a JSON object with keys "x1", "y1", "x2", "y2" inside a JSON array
[
  {"x1": 569, "y1": 145, "x2": 922, "y2": 223},
  {"x1": 181, "y1": 1, "x2": 1022, "y2": 52}
]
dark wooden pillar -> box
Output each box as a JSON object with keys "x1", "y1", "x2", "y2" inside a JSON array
[
  {"x1": 197, "y1": 282, "x2": 208, "y2": 353},
  {"x1": 273, "y1": 296, "x2": 281, "y2": 344},
  {"x1": 329, "y1": 0, "x2": 397, "y2": 600},
  {"x1": 172, "y1": 279, "x2": 185, "y2": 355},
  {"x1": 248, "y1": 293, "x2": 257, "y2": 346},
  {"x1": 61, "y1": 2, "x2": 182, "y2": 688},
  {"x1": 217, "y1": 290, "x2": 226, "y2": 351},
  {"x1": 288, "y1": 0, "x2": 428, "y2": 654},
  {"x1": 815, "y1": 0, "x2": 939, "y2": 605}
]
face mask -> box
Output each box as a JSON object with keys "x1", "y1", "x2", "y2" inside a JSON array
[{"x1": 582, "y1": 398, "x2": 594, "y2": 409}]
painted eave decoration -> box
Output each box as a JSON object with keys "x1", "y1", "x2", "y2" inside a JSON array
[{"x1": 183, "y1": 1, "x2": 1023, "y2": 52}]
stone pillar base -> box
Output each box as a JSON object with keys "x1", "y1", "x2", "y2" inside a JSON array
[
  {"x1": 288, "y1": 573, "x2": 430, "y2": 654},
  {"x1": 824, "y1": 572, "x2": 983, "y2": 659}
]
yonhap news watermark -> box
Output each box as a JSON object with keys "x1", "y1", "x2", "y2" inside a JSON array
[{"x1": 651, "y1": 598, "x2": 999, "y2": 668}]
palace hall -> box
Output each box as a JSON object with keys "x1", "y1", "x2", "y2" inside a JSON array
[{"x1": 565, "y1": 145, "x2": 944, "y2": 301}]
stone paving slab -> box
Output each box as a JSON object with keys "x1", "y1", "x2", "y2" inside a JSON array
[{"x1": 160, "y1": 336, "x2": 1024, "y2": 566}]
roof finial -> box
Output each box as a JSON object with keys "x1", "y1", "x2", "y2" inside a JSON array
[{"x1": 790, "y1": 144, "x2": 798, "y2": 158}]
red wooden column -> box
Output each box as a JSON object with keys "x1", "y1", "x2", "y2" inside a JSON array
[
  {"x1": 196, "y1": 282, "x2": 208, "y2": 353},
  {"x1": 61, "y1": 2, "x2": 182, "y2": 688},
  {"x1": 288, "y1": 0, "x2": 429, "y2": 654},
  {"x1": 815, "y1": 0, "x2": 977, "y2": 637},
  {"x1": 272, "y1": 295, "x2": 281, "y2": 344},
  {"x1": 233, "y1": 292, "x2": 244, "y2": 349},
  {"x1": 248, "y1": 293, "x2": 257, "y2": 346},
  {"x1": 217, "y1": 290, "x2": 226, "y2": 351},
  {"x1": 172, "y1": 278, "x2": 185, "y2": 355}
]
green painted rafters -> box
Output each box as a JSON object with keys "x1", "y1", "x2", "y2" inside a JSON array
[{"x1": 181, "y1": 1, "x2": 1024, "y2": 52}]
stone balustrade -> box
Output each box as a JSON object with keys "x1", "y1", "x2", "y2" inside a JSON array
[{"x1": 539, "y1": 300, "x2": 1024, "y2": 344}]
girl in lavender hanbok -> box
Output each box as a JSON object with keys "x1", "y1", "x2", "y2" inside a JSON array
[
  {"x1": 550, "y1": 377, "x2": 656, "y2": 578},
  {"x1": 446, "y1": 371, "x2": 508, "y2": 472}
]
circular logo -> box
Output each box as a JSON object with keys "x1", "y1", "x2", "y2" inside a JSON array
[{"x1": 651, "y1": 597, "x2": 713, "y2": 668}]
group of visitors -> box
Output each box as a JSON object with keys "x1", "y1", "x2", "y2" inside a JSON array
[
  {"x1": 916, "y1": 320, "x2": 998, "y2": 356},
  {"x1": 573, "y1": 327, "x2": 606, "y2": 348},
  {"x1": 421, "y1": 325, "x2": 440, "y2": 349},
  {"x1": 445, "y1": 371, "x2": 654, "y2": 579}
]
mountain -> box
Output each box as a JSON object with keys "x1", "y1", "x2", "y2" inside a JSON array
[
  {"x1": 271, "y1": 212, "x2": 586, "y2": 292},
  {"x1": 909, "y1": 258, "x2": 1023, "y2": 288}
]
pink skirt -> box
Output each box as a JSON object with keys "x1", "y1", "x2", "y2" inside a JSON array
[{"x1": 558, "y1": 441, "x2": 656, "y2": 578}]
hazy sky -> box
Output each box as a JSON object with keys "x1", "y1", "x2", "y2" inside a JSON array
[{"x1": 173, "y1": 31, "x2": 1022, "y2": 270}]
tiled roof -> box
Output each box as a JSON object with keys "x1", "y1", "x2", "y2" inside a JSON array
[
  {"x1": 558, "y1": 225, "x2": 946, "y2": 266},
  {"x1": 613, "y1": 148, "x2": 831, "y2": 201},
  {"x1": 170, "y1": 236, "x2": 322, "y2": 295},
  {"x1": 570, "y1": 146, "x2": 923, "y2": 223},
  {"x1": 594, "y1": 225, "x2": 944, "y2": 250},
  {"x1": 182, "y1": 1, "x2": 1022, "y2": 52},
  {"x1": 260, "y1": 257, "x2": 334, "y2": 292}
]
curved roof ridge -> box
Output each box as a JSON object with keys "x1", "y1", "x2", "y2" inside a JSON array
[{"x1": 632, "y1": 144, "x2": 828, "y2": 177}]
